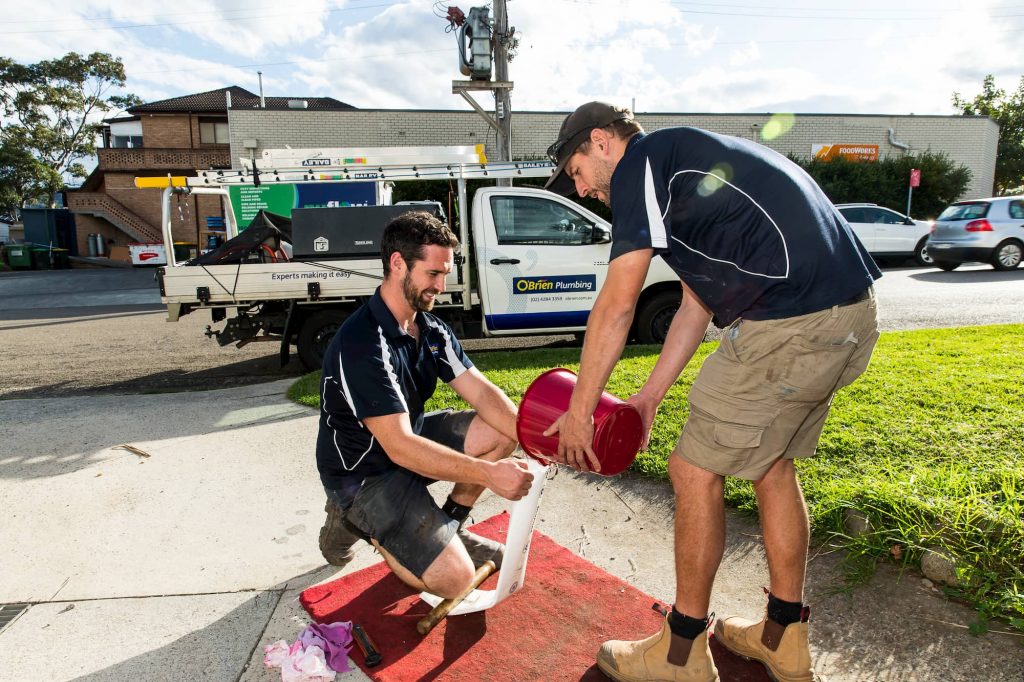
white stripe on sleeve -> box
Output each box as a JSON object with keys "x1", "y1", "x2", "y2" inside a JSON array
[
  {"x1": 378, "y1": 327, "x2": 409, "y2": 412},
  {"x1": 644, "y1": 159, "x2": 668, "y2": 248}
]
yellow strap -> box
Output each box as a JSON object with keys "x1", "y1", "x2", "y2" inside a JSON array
[{"x1": 134, "y1": 176, "x2": 188, "y2": 189}]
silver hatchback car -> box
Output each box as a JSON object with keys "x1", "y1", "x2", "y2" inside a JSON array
[{"x1": 927, "y1": 196, "x2": 1024, "y2": 270}]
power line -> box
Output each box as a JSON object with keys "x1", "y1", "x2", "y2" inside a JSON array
[
  {"x1": 1, "y1": 0, "x2": 394, "y2": 25},
  {"x1": 131, "y1": 48, "x2": 452, "y2": 76},
  {"x1": 0, "y1": 2, "x2": 401, "y2": 35}
]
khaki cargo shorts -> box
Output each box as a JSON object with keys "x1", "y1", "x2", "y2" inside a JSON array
[{"x1": 676, "y1": 292, "x2": 879, "y2": 481}]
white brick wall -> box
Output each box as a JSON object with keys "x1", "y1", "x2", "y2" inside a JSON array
[{"x1": 228, "y1": 109, "x2": 999, "y2": 199}]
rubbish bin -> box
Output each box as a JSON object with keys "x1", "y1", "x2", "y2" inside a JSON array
[
  {"x1": 5, "y1": 244, "x2": 33, "y2": 269},
  {"x1": 30, "y1": 247, "x2": 53, "y2": 270},
  {"x1": 172, "y1": 242, "x2": 197, "y2": 263},
  {"x1": 52, "y1": 248, "x2": 70, "y2": 269}
]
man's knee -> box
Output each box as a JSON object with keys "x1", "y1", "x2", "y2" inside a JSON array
[
  {"x1": 421, "y1": 545, "x2": 476, "y2": 599},
  {"x1": 494, "y1": 433, "x2": 516, "y2": 458}
]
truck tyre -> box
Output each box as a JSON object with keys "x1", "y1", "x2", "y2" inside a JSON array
[
  {"x1": 297, "y1": 310, "x2": 349, "y2": 371},
  {"x1": 636, "y1": 290, "x2": 681, "y2": 345}
]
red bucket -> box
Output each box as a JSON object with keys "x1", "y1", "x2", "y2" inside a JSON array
[{"x1": 516, "y1": 368, "x2": 643, "y2": 476}]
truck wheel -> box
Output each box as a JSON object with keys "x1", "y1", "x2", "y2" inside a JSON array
[
  {"x1": 636, "y1": 290, "x2": 681, "y2": 344},
  {"x1": 297, "y1": 310, "x2": 348, "y2": 371}
]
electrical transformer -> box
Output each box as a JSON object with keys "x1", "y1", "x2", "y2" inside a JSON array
[{"x1": 458, "y1": 6, "x2": 492, "y2": 80}]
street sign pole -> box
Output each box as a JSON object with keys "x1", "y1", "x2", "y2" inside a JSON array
[{"x1": 907, "y1": 168, "x2": 921, "y2": 216}]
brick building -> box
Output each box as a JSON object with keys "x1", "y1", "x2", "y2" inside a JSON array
[
  {"x1": 228, "y1": 109, "x2": 999, "y2": 201},
  {"x1": 67, "y1": 86, "x2": 355, "y2": 256}
]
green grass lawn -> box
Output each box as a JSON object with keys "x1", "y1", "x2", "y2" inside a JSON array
[{"x1": 289, "y1": 324, "x2": 1024, "y2": 631}]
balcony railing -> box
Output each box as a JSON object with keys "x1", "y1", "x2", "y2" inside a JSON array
[{"x1": 98, "y1": 147, "x2": 231, "y2": 171}]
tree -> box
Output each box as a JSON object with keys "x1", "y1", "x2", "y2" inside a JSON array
[
  {"x1": 793, "y1": 151, "x2": 972, "y2": 219},
  {"x1": 0, "y1": 52, "x2": 142, "y2": 208},
  {"x1": 953, "y1": 74, "x2": 1024, "y2": 195}
]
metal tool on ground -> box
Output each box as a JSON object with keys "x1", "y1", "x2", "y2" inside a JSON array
[
  {"x1": 417, "y1": 559, "x2": 497, "y2": 635},
  {"x1": 352, "y1": 623, "x2": 382, "y2": 668}
]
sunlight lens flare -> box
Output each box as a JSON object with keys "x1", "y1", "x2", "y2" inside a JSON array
[{"x1": 760, "y1": 113, "x2": 795, "y2": 141}]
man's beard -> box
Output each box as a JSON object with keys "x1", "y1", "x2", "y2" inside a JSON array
[
  {"x1": 402, "y1": 271, "x2": 437, "y2": 311},
  {"x1": 592, "y1": 156, "x2": 615, "y2": 206}
]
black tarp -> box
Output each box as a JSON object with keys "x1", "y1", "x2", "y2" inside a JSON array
[{"x1": 188, "y1": 210, "x2": 292, "y2": 265}]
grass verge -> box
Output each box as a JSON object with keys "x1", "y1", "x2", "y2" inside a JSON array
[{"x1": 289, "y1": 324, "x2": 1024, "y2": 632}]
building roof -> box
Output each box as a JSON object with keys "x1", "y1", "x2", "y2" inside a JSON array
[{"x1": 128, "y1": 86, "x2": 356, "y2": 114}]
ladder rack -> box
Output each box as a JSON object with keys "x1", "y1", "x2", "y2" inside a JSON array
[{"x1": 135, "y1": 160, "x2": 556, "y2": 189}]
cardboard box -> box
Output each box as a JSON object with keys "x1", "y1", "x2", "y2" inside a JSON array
[{"x1": 109, "y1": 245, "x2": 131, "y2": 263}]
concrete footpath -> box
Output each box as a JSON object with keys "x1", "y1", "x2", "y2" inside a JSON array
[{"x1": 0, "y1": 381, "x2": 1021, "y2": 681}]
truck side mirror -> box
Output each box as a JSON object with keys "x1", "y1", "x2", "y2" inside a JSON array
[{"x1": 591, "y1": 225, "x2": 611, "y2": 244}]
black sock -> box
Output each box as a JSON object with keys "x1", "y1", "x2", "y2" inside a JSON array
[
  {"x1": 441, "y1": 496, "x2": 472, "y2": 525},
  {"x1": 767, "y1": 593, "x2": 806, "y2": 627},
  {"x1": 667, "y1": 607, "x2": 709, "y2": 640}
]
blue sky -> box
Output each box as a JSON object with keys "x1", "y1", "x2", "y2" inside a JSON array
[{"x1": 3, "y1": 0, "x2": 1023, "y2": 116}]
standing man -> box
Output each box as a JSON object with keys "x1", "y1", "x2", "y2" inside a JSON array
[
  {"x1": 543, "y1": 103, "x2": 880, "y2": 682},
  {"x1": 316, "y1": 211, "x2": 534, "y2": 600}
]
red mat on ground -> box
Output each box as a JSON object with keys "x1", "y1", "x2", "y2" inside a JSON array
[{"x1": 300, "y1": 513, "x2": 769, "y2": 682}]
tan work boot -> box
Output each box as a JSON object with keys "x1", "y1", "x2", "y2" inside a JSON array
[
  {"x1": 714, "y1": 615, "x2": 814, "y2": 682},
  {"x1": 596, "y1": 616, "x2": 719, "y2": 682}
]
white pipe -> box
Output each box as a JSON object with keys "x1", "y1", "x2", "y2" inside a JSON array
[
  {"x1": 888, "y1": 128, "x2": 910, "y2": 150},
  {"x1": 162, "y1": 186, "x2": 175, "y2": 266},
  {"x1": 258, "y1": 71, "x2": 265, "y2": 108}
]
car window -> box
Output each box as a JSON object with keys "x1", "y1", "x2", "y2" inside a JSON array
[
  {"x1": 1008, "y1": 201, "x2": 1024, "y2": 220},
  {"x1": 490, "y1": 196, "x2": 594, "y2": 246},
  {"x1": 937, "y1": 202, "x2": 990, "y2": 221},
  {"x1": 865, "y1": 208, "x2": 905, "y2": 224},
  {"x1": 839, "y1": 207, "x2": 866, "y2": 223}
]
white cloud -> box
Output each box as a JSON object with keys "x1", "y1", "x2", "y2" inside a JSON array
[
  {"x1": 2, "y1": 0, "x2": 1022, "y2": 117},
  {"x1": 729, "y1": 41, "x2": 761, "y2": 67}
]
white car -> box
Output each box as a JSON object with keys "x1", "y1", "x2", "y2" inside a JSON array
[{"x1": 836, "y1": 203, "x2": 934, "y2": 265}]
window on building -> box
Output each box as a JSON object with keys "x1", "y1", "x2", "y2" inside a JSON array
[
  {"x1": 111, "y1": 135, "x2": 144, "y2": 148},
  {"x1": 199, "y1": 119, "x2": 229, "y2": 144}
]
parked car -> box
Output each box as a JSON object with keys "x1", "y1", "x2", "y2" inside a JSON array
[
  {"x1": 926, "y1": 196, "x2": 1024, "y2": 271},
  {"x1": 835, "y1": 203, "x2": 933, "y2": 265}
]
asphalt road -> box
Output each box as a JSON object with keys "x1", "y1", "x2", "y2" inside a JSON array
[{"x1": 1, "y1": 262, "x2": 1021, "y2": 398}]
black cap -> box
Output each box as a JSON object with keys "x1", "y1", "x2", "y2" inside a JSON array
[{"x1": 544, "y1": 101, "x2": 634, "y2": 196}]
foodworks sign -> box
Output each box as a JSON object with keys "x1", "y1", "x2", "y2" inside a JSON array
[{"x1": 812, "y1": 144, "x2": 879, "y2": 162}]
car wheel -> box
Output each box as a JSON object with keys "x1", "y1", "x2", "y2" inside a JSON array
[
  {"x1": 934, "y1": 260, "x2": 960, "y2": 271},
  {"x1": 914, "y1": 238, "x2": 934, "y2": 266},
  {"x1": 991, "y1": 239, "x2": 1023, "y2": 271},
  {"x1": 636, "y1": 290, "x2": 681, "y2": 344}
]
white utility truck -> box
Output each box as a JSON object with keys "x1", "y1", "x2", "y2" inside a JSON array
[{"x1": 139, "y1": 147, "x2": 681, "y2": 370}]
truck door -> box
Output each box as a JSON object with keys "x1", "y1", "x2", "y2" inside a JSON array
[{"x1": 474, "y1": 188, "x2": 611, "y2": 335}]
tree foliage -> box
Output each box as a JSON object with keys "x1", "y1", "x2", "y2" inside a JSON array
[
  {"x1": 792, "y1": 151, "x2": 972, "y2": 219},
  {"x1": 0, "y1": 52, "x2": 142, "y2": 210},
  {"x1": 953, "y1": 74, "x2": 1024, "y2": 195}
]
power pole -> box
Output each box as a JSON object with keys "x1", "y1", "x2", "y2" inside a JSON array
[
  {"x1": 451, "y1": 2, "x2": 514, "y2": 185},
  {"x1": 493, "y1": 0, "x2": 513, "y2": 186}
]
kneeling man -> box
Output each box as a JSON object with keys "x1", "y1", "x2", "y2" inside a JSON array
[{"x1": 316, "y1": 211, "x2": 533, "y2": 598}]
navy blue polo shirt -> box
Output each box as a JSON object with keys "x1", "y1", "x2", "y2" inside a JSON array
[
  {"x1": 316, "y1": 287, "x2": 474, "y2": 489},
  {"x1": 609, "y1": 129, "x2": 881, "y2": 327}
]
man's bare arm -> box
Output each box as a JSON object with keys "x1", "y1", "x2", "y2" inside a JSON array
[
  {"x1": 363, "y1": 412, "x2": 531, "y2": 500},
  {"x1": 449, "y1": 367, "x2": 518, "y2": 443}
]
